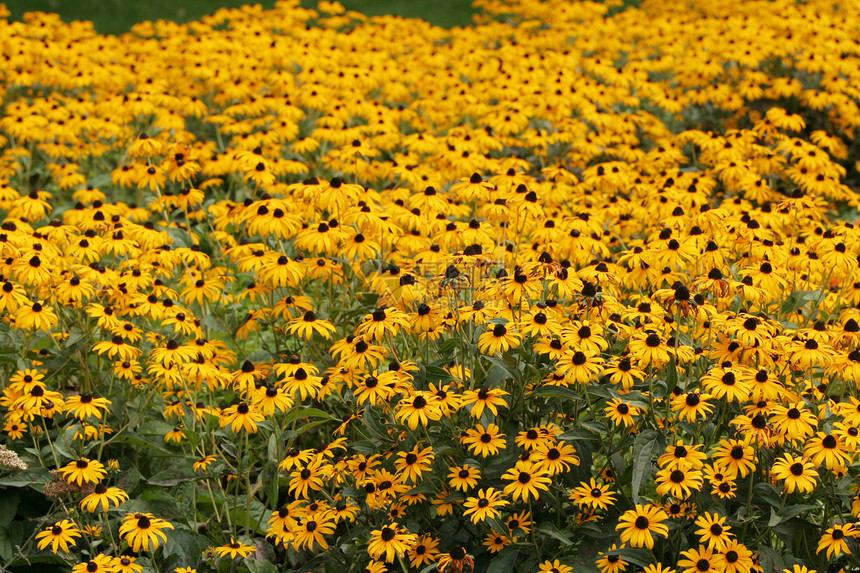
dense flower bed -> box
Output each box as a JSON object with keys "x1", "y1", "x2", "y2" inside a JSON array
[{"x1": 2, "y1": 0, "x2": 860, "y2": 571}]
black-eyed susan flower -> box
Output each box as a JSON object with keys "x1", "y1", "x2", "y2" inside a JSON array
[
  {"x1": 79, "y1": 483, "x2": 129, "y2": 512},
  {"x1": 655, "y1": 465, "x2": 703, "y2": 499},
  {"x1": 596, "y1": 544, "x2": 628, "y2": 573},
  {"x1": 712, "y1": 439, "x2": 757, "y2": 479},
  {"x1": 693, "y1": 512, "x2": 733, "y2": 551},
  {"x1": 436, "y1": 545, "x2": 474, "y2": 573},
  {"x1": 396, "y1": 392, "x2": 442, "y2": 430},
  {"x1": 448, "y1": 465, "x2": 480, "y2": 492},
  {"x1": 678, "y1": 545, "x2": 718, "y2": 573},
  {"x1": 286, "y1": 310, "x2": 337, "y2": 339},
  {"x1": 571, "y1": 478, "x2": 617, "y2": 511},
  {"x1": 533, "y1": 440, "x2": 580, "y2": 475},
  {"x1": 463, "y1": 487, "x2": 507, "y2": 523},
  {"x1": 118, "y1": 513, "x2": 174, "y2": 552},
  {"x1": 461, "y1": 387, "x2": 508, "y2": 418},
  {"x1": 111, "y1": 555, "x2": 144, "y2": 573},
  {"x1": 291, "y1": 511, "x2": 336, "y2": 551},
  {"x1": 671, "y1": 392, "x2": 715, "y2": 422},
  {"x1": 71, "y1": 554, "x2": 115, "y2": 573},
  {"x1": 804, "y1": 432, "x2": 850, "y2": 470},
  {"x1": 461, "y1": 423, "x2": 506, "y2": 457},
  {"x1": 615, "y1": 505, "x2": 669, "y2": 549},
  {"x1": 604, "y1": 399, "x2": 640, "y2": 428},
  {"x1": 367, "y1": 522, "x2": 418, "y2": 563},
  {"x1": 58, "y1": 458, "x2": 107, "y2": 486},
  {"x1": 407, "y1": 534, "x2": 440, "y2": 568},
  {"x1": 771, "y1": 453, "x2": 818, "y2": 493},
  {"x1": 816, "y1": 523, "x2": 856, "y2": 559},
  {"x1": 215, "y1": 538, "x2": 256, "y2": 559},
  {"x1": 219, "y1": 402, "x2": 264, "y2": 434},
  {"x1": 483, "y1": 531, "x2": 511, "y2": 553},
  {"x1": 393, "y1": 445, "x2": 434, "y2": 483},
  {"x1": 540, "y1": 559, "x2": 573, "y2": 573},
  {"x1": 64, "y1": 394, "x2": 111, "y2": 420},
  {"x1": 714, "y1": 540, "x2": 754, "y2": 573},
  {"x1": 477, "y1": 321, "x2": 522, "y2": 355},
  {"x1": 658, "y1": 441, "x2": 707, "y2": 470},
  {"x1": 501, "y1": 460, "x2": 551, "y2": 502},
  {"x1": 35, "y1": 519, "x2": 81, "y2": 553}
]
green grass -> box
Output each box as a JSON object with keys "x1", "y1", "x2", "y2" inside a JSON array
[{"x1": 2, "y1": 0, "x2": 474, "y2": 34}]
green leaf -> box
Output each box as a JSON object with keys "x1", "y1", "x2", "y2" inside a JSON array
[
  {"x1": 0, "y1": 467, "x2": 53, "y2": 488},
  {"x1": 757, "y1": 545, "x2": 785, "y2": 573},
  {"x1": 631, "y1": 429, "x2": 662, "y2": 504},
  {"x1": 228, "y1": 499, "x2": 268, "y2": 535},
  {"x1": 753, "y1": 482, "x2": 783, "y2": 509},
  {"x1": 0, "y1": 527, "x2": 13, "y2": 562},
  {"x1": 362, "y1": 407, "x2": 391, "y2": 442},
  {"x1": 607, "y1": 546, "x2": 654, "y2": 567},
  {"x1": 768, "y1": 504, "x2": 818, "y2": 527},
  {"x1": 64, "y1": 328, "x2": 88, "y2": 348},
  {"x1": 559, "y1": 428, "x2": 596, "y2": 442},
  {"x1": 423, "y1": 366, "x2": 456, "y2": 383},
  {"x1": 482, "y1": 355, "x2": 518, "y2": 380},
  {"x1": 486, "y1": 545, "x2": 519, "y2": 573},
  {"x1": 664, "y1": 358, "x2": 678, "y2": 396},
  {"x1": 780, "y1": 290, "x2": 816, "y2": 315},
  {"x1": 537, "y1": 522, "x2": 573, "y2": 545},
  {"x1": 532, "y1": 384, "x2": 581, "y2": 401},
  {"x1": 0, "y1": 491, "x2": 19, "y2": 528},
  {"x1": 246, "y1": 560, "x2": 279, "y2": 573},
  {"x1": 283, "y1": 418, "x2": 331, "y2": 441},
  {"x1": 282, "y1": 407, "x2": 335, "y2": 423},
  {"x1": 147, "y1": 468, "x2": 198, "y2": 487},
  {"x1": 485, "y1": 364, "x2": 511, "y2": 388}
]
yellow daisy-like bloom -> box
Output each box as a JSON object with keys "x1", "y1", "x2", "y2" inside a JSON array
[
  {"x1": 218, "y1": 402, "x2": 264, "y2": 433},
  {"x1": 462, "y1": 488, "x2": 507, "y2": 523},
  {"x1": 71, "y1": 554, "x2": 115, "y2": 573},
  {"x1": 58, "y1": 458, "x2": 107, "y2": 486},
  {"x1": 501, "y1": 460, "x2": 551, "y2": 502},
  {"x1": 118, "y1": 513, "x2": 174, "y2": 552},
  {"x1": 215, "y1": 538, "x2": 256, "y2": 559},
  {"x1": 79, "y1": 483, "x2": 129, "y2": 512},
  {"x1": 64, "y1": 393, "x2": 112, "y2": 420},
  {"x1": 367, "y1": 522, "x2": 418, "y2": 563},
  {"x1": 816, "y1": 523, "x2": 856, "y2": 559},
  {"x1": 286, "y1": 310, "x2": 337, "y2": 339},
  {"x1": 35, "y1": 519, "x2": 82, "y2": 553},
  {"x1": 615, "y1": 504, "x2": 670, "y2": 549}
]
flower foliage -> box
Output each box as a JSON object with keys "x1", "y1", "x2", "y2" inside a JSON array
[{"x1": 2, "y1": 0, "x2": 860, "y2": 572}]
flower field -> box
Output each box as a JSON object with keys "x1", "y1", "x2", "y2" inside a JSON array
[{"x1": 2, "y1": 0, "x2": 860, "y2": 571}]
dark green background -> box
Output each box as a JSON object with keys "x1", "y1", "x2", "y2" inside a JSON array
[{"x1": 2, "y1": 0, "x2": 475, "y2": 33}]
